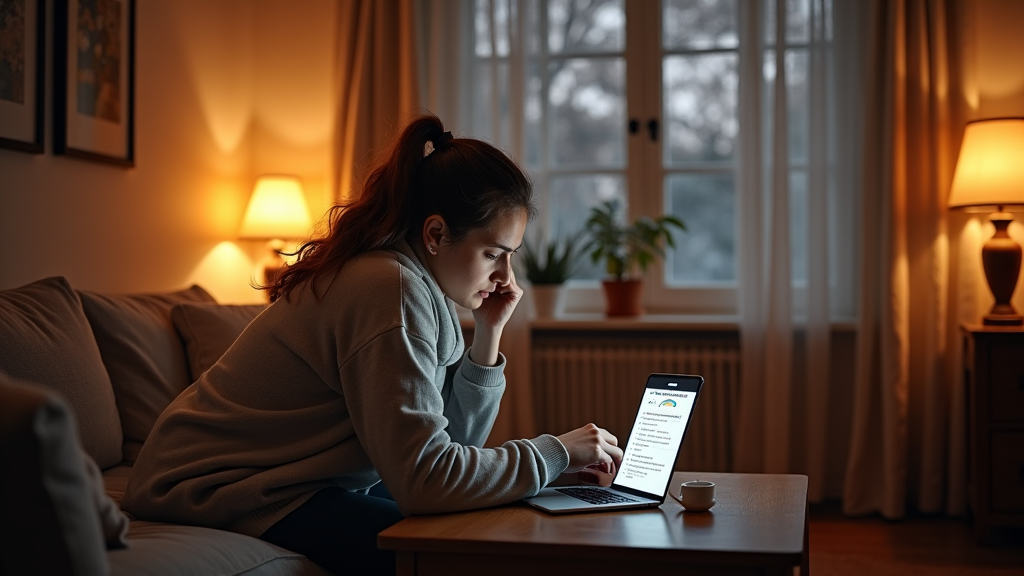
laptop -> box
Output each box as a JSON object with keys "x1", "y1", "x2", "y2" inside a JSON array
[{"x1": 524, "y1": 373, "x2": 704, "y2": 514}]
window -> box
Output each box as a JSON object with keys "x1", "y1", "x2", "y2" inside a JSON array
[{"x1": 467, "y1": 0, "x2": 844, "y2": 316}]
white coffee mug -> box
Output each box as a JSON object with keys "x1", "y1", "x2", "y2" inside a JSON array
[{"x1": 679, "y1": 480, "x2": 716, "y2": 512}]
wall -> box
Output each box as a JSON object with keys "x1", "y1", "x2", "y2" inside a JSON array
[
  {"x1": 0, "y1": 0, "x2": 336, "y2": 303},
  {"x1": 251, "y1": 0, "x2": 336, "y2": 230},
  {"x1": 973, "y1": 0, "x2": 1024, "y2": 117}
]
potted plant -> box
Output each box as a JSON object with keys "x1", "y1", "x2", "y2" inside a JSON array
[
  {"x1": 521, "y1": 232, "x2": 586, "y2": 318},
  {"x1": 585, "y1": 200, "x2": 686, "y2": 316}
]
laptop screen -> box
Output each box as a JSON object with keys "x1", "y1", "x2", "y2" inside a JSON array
[{"x1": 613, "y1": 375, "x2": 701, "y2": 497}]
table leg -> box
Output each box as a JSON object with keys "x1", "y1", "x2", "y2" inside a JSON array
[{"x1": 395, "y1": 551, "x2": 416, "y2": 576}]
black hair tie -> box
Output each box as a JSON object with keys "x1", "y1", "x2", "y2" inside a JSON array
[{"x1": 423, "y1": 131, "x2": 453, "y2": 159}]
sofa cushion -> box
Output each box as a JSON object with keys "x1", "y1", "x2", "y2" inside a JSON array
[
  {"x1": 171, "y1": 302, "x2": 266, "y2": 381},
  {"x1": 109, "y1": 521, "x2": 331, "y2": 576},
  {"x1": 79, "y1": 286, "x2": 216, "y2": 462},
  {"x1": 0, "y1": 277, "x2": 123, "y2": 468},
  {"x1": 0, "y1": 373, "x2": 130, "y2": 576}
]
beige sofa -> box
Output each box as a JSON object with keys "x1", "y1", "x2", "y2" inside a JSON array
[{"x1": 0, "y1": 277, "x2": 331, "y2": 576}]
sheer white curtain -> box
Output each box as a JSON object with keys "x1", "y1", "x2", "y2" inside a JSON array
[
  {"x1": 417, "y1": 0, "x2": 539, "y2": 445},
  {"x1": 733, "y1": 0, "x2": 863, "y2": 504}
]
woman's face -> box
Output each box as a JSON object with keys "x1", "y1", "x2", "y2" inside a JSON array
[{"x1": 424, "y1": 209, "x2": 528, "y2": 309}]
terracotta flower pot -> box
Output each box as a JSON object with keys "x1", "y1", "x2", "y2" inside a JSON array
[{"x1": 601, "y1": 279, "x2": 643, "y2": 317}]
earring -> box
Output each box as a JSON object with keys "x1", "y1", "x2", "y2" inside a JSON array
[{"x1": 428, "y1": 243, "x2": 437, "y2": 255}]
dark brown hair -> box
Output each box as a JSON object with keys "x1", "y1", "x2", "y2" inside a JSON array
[{"x1": 267, "y1": 112, "x2": 536, "y2": 302}]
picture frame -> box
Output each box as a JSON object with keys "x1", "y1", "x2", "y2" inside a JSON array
[
  {"x1": 54, "y1": 0, "x2": 135, "y2": 166},
  {"x1": 0, "y1": 0, "x2": 45, "y2": 153}
]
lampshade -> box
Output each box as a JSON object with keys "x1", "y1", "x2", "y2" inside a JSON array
[
  {"x1": 948, "y1": 118, "x2": 1024, "y2": 210},
  {"x1": 239, "y1": 175, "x2": 312, "y2": 240}
]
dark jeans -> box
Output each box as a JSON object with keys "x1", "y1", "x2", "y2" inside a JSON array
[{"x1": 260, "y1": 484, "x2": 404, "y2": 576}]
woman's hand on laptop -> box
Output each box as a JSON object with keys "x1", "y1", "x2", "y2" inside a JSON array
[
  {"x1": 549, "y1": 461, "x2": 616, "y2": 487},
  {"x1": 578, "y1": 461, "x2": 616, "y2": 486},
  {"x1": 556, "y1": 423, "x2": 623, "y2": 475}
]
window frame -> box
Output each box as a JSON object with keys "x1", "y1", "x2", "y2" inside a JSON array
[{"x1": 468, "y1": 0, "x2": 844, "y2": 318}]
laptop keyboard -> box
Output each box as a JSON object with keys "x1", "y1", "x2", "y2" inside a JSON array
[{"x1": 555, "y1": 487, "x2": 640, "y2": 505}]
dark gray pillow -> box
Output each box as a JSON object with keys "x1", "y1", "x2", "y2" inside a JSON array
[
  {"x1": 0, "y1": 277, "x2": 123, "y2": 469},
  {"x1": 171, "y1": 303, "x2": 267, "y2": 381},
  {"x1": 79, "y1": 285, "x2": 216, "y2": 463}
]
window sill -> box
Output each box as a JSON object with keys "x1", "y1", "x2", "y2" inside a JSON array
[{"x1": 458, "y1": 311, "x2": 857, "y2": 332}]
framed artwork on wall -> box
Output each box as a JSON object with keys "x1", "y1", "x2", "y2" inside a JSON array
[
  {"x1": 54, "y1": 0, "x2": 135, "y2": 166},
  {"x1": 0, "y1": 0, "x2": 45, "y2": 153}
]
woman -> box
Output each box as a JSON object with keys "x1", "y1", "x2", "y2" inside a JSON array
[{"x1": 122, "y1": 113, "x2": 622, "y2": 575}]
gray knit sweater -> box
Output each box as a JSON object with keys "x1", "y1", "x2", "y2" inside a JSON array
[{"x1": 122, "y1": 240, "x2": 569, "y2": 537}]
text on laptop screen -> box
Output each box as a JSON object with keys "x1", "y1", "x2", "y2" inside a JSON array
[{"x1": 615, "y1": 386, "x2": 696, "y2": 495}]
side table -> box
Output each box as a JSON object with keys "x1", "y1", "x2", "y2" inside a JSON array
[{"x1": 962, "y1": 324, "x2": 1024, "y2": 544}]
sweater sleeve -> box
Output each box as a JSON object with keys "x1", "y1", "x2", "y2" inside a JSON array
[
  {"x1": 338, "y1": 327, "x2": 568, "y2": 516},
  {"x1": 440, "y1": 348, "x2": 505, "y2": 448}
]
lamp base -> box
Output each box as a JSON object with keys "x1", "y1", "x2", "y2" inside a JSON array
[
  {"x1": 983, "y1": 310, "x2": 1024, "y2": 326},
  {"x1": 981, "y1": 212, "x2": 1022, "y2": 326},
  {"x1": 256, "y1": 239, "x2": 288, "y2": 301}
]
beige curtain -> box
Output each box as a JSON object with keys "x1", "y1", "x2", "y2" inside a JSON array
[
  {"x1": 844, "y1": 0, "x2": 967, "y2": 519},
  {"x1": 333, "y1": 0, "x2": 420, "y2": 203}
]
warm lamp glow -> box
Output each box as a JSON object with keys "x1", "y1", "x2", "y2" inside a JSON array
[
  {"x1": 239, "y1": 175, "x2": 312, "y2": 240},
  {"x1": 239, "y1": 175, "x2": 313, "y2": 298},
  {"x1": 948, "y1": 118, "x2": 1024, "y2": 210},
  {"x1": 948, "y1": 118, "x2": 1024, "y2": 326}
]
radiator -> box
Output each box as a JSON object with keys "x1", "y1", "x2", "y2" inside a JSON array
[{"x1": 531, "y1": 335, "x2": 740, "y2": 472}]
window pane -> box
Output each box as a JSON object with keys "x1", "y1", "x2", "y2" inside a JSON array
[
  {"x1": 549, "y1": 174, "x2": 625, "y2": 279},
  {"x1": 549, "y1": 58, "x2": 625, "y2": 166},
  {"x1": 664, "y1": 54, "x2": 738, "y2": 164},
  {"x1": 549, "y1": 0, "x2": 625, "y2": 54},
  {"x1": 662, "y1": 0, "x2": 737, "y2": 50},
  {"x1": 666, "y1": 174, "x2": 735, "y2": 282}
]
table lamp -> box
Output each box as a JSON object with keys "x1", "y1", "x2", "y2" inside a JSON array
[
  {"x1": 948, "y1": 118, "x2": 1024, "y2": 326},
  {"x1": 239, "y1": 175, "x2": 313, "y2": 290}
]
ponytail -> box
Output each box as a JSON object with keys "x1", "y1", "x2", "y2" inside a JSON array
[{"x1": 267, "y1": 112, "x2": 535, "y2": 302}]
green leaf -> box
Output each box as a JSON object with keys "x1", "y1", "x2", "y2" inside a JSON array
[
  {"x1": 582, "y1": 200, "x2": 689, "y2": 280},
  {"x1": 520, "y1": 230, "x2": 586, "y2": 284}
]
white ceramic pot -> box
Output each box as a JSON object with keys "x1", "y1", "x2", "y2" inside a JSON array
[{"x1": 531, "y1": 284, "x2": 565, "y2": 318}]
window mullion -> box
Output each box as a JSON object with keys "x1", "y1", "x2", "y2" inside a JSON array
[{"x1": 624, "y1": 0, "x2": 658, "y2": 223}]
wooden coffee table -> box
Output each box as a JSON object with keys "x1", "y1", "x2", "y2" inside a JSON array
[{"x1": 378, "y1": 472, "x2": 809, "y2": 576}]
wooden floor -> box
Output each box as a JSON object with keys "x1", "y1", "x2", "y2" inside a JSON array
[{"x1": 807, "y1": 501, "x2": 1024, "y2": 575}]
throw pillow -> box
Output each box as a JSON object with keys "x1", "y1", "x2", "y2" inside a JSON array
[
  {"x1": 0, "y1": 277, "x2": 123, "y2": 469},
  {"x1": 79, "y1": 285, "x2": 216, "y2": 463},
  {"x1": 0, "y1": 372, "x2": 130, "y2": 576},
  {"x1": 171, "y1": 303, "x2": 267, "y2": 381}
]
